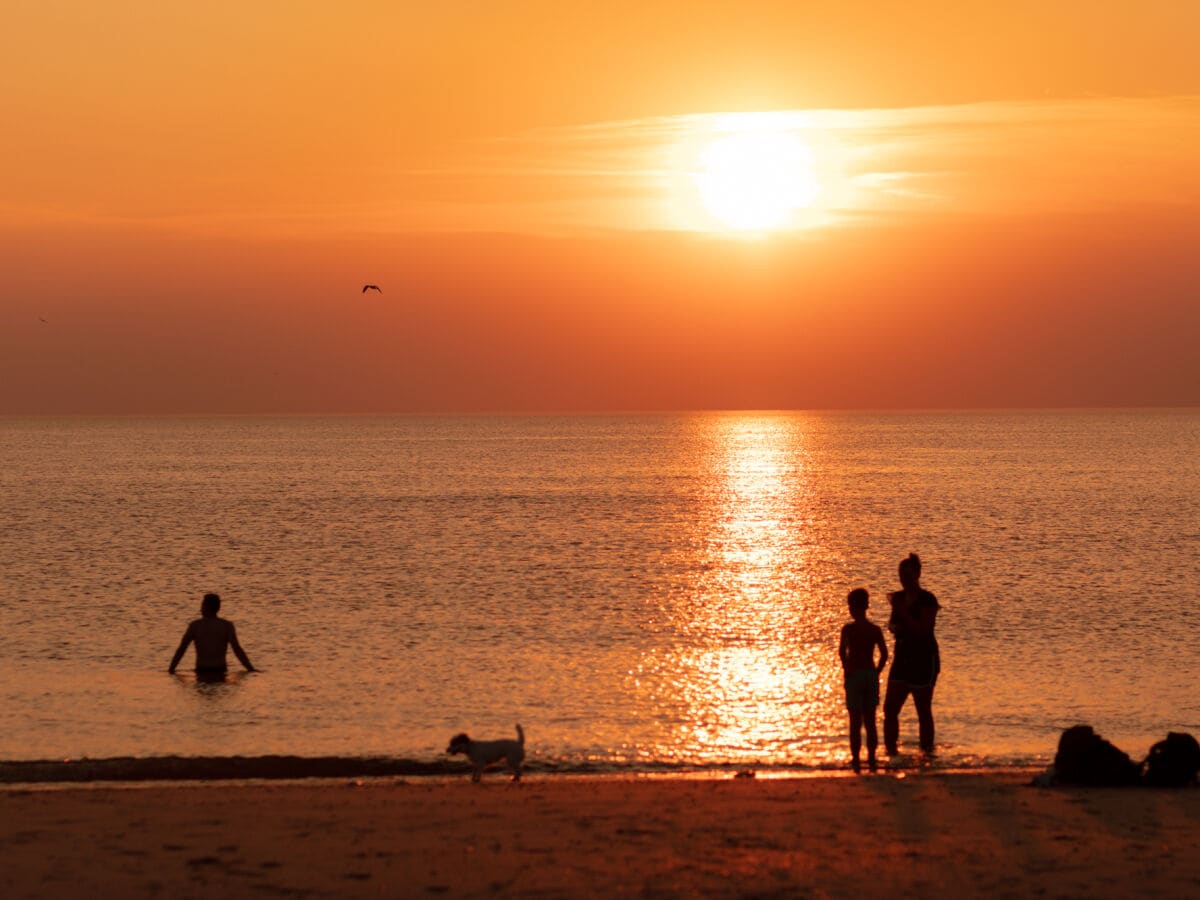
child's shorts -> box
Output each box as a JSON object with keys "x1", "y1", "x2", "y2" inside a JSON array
[{"x1": 844, "y1": 669, "x2": 880, "y2": 712}]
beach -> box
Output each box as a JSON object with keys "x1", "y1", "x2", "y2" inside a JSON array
[{"x1": 3, "y1": 772, "x2": 1199, "y2": 898}]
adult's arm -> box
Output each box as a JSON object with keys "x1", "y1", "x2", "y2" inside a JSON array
[{"x1": 894, "y1": 595, "x2": 938, "y2": 637}]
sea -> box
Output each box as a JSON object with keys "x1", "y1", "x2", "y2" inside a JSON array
[{"x1": 1, "y1": 411, "x2": 1197, "y2": 777}]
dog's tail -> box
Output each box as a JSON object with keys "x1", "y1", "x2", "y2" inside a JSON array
[{"x1": 515, "y1": 723, "x2": 524, "y2": 746}]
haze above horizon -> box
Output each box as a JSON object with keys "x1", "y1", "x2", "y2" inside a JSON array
[{"x1": 2, "y1": 2, "x2": 1198, "y2": 414}]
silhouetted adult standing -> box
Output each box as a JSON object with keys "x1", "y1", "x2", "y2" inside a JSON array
[{"x1": 883, "y1": 553, "x2": 940, "y2": 755}]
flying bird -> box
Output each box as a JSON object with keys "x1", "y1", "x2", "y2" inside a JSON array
[{"x1": 362, "y1": 284, "x2": 382, "y2": 293}]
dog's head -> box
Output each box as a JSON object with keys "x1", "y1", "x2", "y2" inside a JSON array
[{"x1": 446, "y1": 733, "x2": 471, "y2": 756}]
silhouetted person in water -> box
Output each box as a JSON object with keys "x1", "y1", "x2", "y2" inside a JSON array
[
  {"x1": 839, "y1": 588, "x2": 888, "y2": 773},
  {"x1": 883, "y1": 553, "x2": 940, "y2": 755},
  {"x1": 168, "y1": 593, "x2": 256, "y2": 679}
]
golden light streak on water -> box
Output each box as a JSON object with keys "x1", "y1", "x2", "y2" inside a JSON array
[{"x1": 636, "y1": 415, "x2": 845, "y2": 766}]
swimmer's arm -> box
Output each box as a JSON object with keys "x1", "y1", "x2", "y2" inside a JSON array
[
  {"x1": 168, "y1": 623, "x2": 195, "y2": 674},
  {"x1": 229, "y1": 623, "x2": 256, "y2": 672}
]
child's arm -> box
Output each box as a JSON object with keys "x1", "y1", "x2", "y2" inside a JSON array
[
  {"x1": 838, "y1": 626, "x2": 849, "y2": 670},
  {"x1": 168, "y1": 623, "x2": 194, "y2": 674},
  {"x1": 874, "y1": 627, "x2": 889, "y2": 675}
]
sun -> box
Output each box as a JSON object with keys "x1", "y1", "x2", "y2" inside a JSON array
[{"x1": 692, "y1": 127, "x2": 821, "y2": 232}]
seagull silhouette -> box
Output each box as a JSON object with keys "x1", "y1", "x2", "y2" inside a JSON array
[{"x1": 362, "y1": 284, "x2": 382, "y2": 293}]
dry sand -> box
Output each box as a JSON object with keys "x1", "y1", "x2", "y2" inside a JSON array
[{"x1": 2, "y1": 772, "x2": 1199, "y2": 898}]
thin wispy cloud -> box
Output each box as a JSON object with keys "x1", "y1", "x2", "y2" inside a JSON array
[{"x1": 385, "y1": 95, "x2": 1200, "y2": 235}]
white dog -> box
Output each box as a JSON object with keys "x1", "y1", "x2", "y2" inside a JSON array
[{"x1": 446, "y1": 724, "x2": 525, "y2": 782}]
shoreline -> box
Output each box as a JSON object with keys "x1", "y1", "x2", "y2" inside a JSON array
[
  {"x1": 3, "y1": 772, "x2": 1198, "y2": 898},
  {"x1": 0, "y1": 766, "x2": 1045, "y2": 793},
  {"x1": 0, "y1": 753, "x2": 1048, "y2": 786}
]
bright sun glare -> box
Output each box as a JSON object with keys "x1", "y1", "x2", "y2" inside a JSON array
[{"x1": 692, "y1": 125, "x2": 821, "y2": 232}]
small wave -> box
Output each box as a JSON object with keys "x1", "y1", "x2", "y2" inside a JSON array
[{"x1": 0, "y1": 752, "x2": 1046, "y2": 785}]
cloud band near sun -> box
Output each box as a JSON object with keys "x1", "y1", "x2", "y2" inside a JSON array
[
  {"x1": 7, "y1": 96, "x2": 1194, "y2": 240},
  {"x1": 387, "y1": 95, "x2": 1200, "y2": 236}
]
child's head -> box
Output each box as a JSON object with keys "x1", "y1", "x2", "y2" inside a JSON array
[
  {"x1": 201, "y1": 593, "x2": 221, "y2": 617},
  {"x1": 847, "y1": 588, "x2": 869, "y2": 619}
]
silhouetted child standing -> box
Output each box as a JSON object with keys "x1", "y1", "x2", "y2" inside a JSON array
[{"x1": 838, "y1": 588, "x2": 888, "y2": 772}]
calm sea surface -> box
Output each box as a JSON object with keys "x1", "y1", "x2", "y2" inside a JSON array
[{"x1": 1, "y1": 412, "x2": 1197, "y2": 772}]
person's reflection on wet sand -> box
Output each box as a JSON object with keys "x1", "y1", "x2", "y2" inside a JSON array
[{"x1": 168, "y1": 593, "x2": 257, "y2": 679}]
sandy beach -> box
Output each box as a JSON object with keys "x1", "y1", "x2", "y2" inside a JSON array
[{"x1": 3, "y1": 772, "x2": 1199, "y2": 898}]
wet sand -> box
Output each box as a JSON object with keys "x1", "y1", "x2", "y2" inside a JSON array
[{"x1": 2, "y1": 772, "x2": 1199, "y2": 898}]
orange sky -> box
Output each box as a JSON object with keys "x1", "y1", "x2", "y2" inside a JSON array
[{"x1": 2, "y1": 2, "x2": 1198, "y2": 413}]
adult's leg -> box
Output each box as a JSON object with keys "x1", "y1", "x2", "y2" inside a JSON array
[
  {"x1": 912, "y1": 685, "x2": 935, "y2": 753},
  {"x1": 882, "y1": 681, "x2": 909, "y2": 754}
]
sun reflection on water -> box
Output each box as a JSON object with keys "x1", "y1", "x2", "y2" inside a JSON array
[{"x1": 635, "y1": 415, "x2": 845, "y2": 766}]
